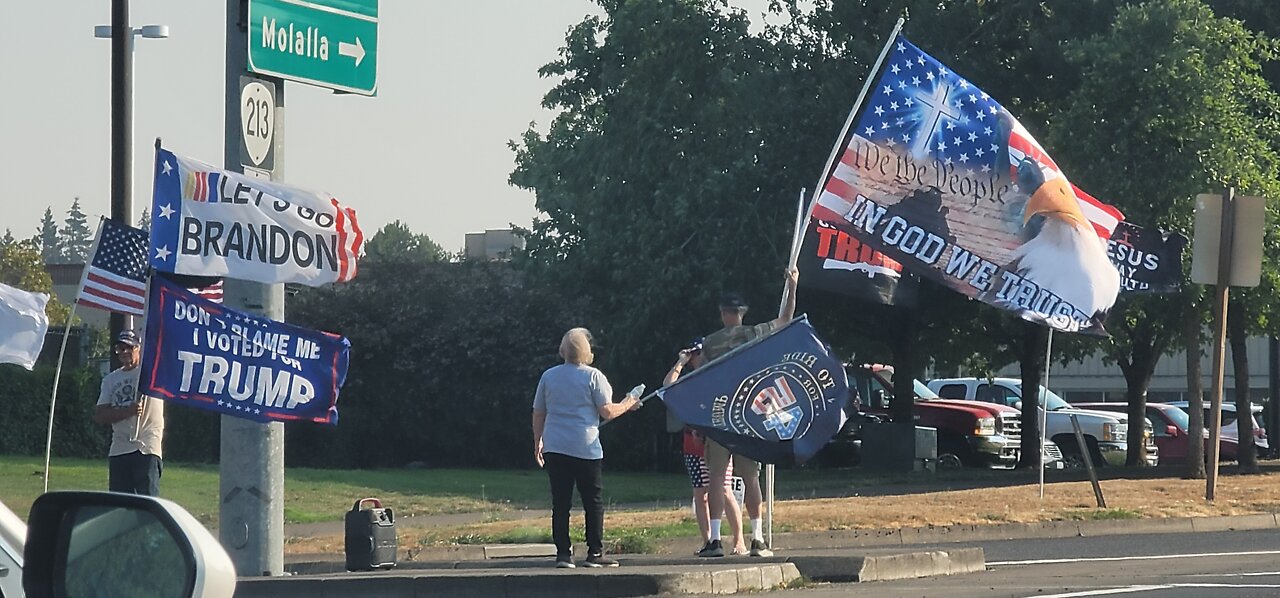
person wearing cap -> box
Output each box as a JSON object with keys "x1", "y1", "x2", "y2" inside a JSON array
[
  {"x1": 93, "y1": 330, "x2": 165, "y2": 495},
  {"x1": 696, "y1": 267, "x2": 799, "y2": 558}
]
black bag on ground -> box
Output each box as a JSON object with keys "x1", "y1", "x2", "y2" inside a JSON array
[{"x1": 344, "y1": 497, "x2": 397, "y2": 571}]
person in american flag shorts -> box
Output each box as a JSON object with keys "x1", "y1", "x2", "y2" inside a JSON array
[{"x1": 662, "y1": 347, "x2": 745, "y2": 557}]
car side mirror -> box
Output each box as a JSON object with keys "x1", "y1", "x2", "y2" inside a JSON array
[
  {"x1": 1013, "y1": 400, "x2": 1023, "y2": 411},
  {"x1": 23, "y1": 491, "x2": 236, "y2": 598},
  {"x1": 1166, "y1": 425, "x2": 1179, "y2": 437}
]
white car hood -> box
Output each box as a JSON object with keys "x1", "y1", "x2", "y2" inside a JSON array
[{"x1": 1048, "y1": 407, "x2": 1126, "y2": 424}]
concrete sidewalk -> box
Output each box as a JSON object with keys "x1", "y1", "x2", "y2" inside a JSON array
[
  {"x1": 251, "y1": 512, "x2": 1280, "y2": 596},
  {"x1": 241, "y1": 547, "x2": 985, "y2": 597}
]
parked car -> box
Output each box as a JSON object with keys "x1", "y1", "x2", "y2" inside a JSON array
[
  {"x1": 0, "y1": 492, "x2": 235, "y2": 598},
  {"x1": 927, "y1": 377, "x2": 1158, "y2": 468},
  {"x1": 850, "y1": 365, "x2": 1068, "y2": 469},
  {"x1": 1072, "y1": 402, "x2": 1239, "y2": 464},
  {"x1": 1166, "y1": 401, "x2": 1271, "y2": 458}
]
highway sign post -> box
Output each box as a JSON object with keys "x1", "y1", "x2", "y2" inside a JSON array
[
  {"x1": 247, "y1": 0, "x2": 377, "y2": 95},
  {"x1": 239, "y1": 76, "x2": 277, "y2": 172}
]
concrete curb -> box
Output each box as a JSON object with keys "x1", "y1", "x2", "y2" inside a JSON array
[
  {"x1": 696, "y1": 513, "x2": 1280, "y2": 553},
  {"x1": 236, "y1": 563, "x2": 803, "y2": 597}
]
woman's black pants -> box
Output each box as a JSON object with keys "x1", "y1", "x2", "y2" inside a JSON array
[{"x1": 544, "y1": 452, "x2": 604, "y2": 556}]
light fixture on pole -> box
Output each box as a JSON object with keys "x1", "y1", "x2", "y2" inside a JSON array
[{"x1": 94, "y1": 22, "x2": 170, "y2": 226}]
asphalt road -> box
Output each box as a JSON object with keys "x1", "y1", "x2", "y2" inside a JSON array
[{"x1": 773, "y1": 529, "x2": 1280, "y2": 597}]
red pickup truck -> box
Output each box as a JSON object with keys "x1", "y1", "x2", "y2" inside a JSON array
[{"x1": 850, "y1": 364, "x2": 1027, "y2": 469}]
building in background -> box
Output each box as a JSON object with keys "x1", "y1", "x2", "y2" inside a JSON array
[
  {"x1": 990, "y1": 338, "x2": 1272, "y2": 405},
  {"x1": 45, "y1": 263, "x2": 108, "y2": 329},
  {"x1": 464, "y1": 229, "x2": 525, "y2": 261}
]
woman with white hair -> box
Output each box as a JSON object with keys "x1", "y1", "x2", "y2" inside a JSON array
[{"x1": 532, "y1": 327, "x2": 642, "y2": 568}]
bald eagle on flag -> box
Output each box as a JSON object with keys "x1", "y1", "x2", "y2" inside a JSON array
[{"x1": 810, "y1": 33, "x2": 1124, "y2": 334}]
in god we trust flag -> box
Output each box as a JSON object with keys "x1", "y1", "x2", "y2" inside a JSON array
[
  {"x1": 150, "y1": 146, "x2": 364, "y2": 287},
  {"x1": 138, "y1": 275, "x2": 348, "y2": 425},
  {"x1": 812, "y1": 33, "x2": 1124, "y2": 334}
]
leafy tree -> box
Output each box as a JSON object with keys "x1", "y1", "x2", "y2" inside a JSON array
[
  {"x1": 1049, "y1": 0, "x2": 1280, "y2": 467},
  {"x1": 0, "y1": 236, "x2": 71, "y2": 325},
  {"x1": 362, "y1": 220, "x2": 448, "y2": 263},
  {"x1": 137, "y1": 208, "x2": 151, "y2": 233},
  {"x1": 35, "y1": 208, "x2": 60, "y2": 264},
  {"x1": 59, "y1": 198, "x2": 94, "y2": 264},
  {"x1": 285, "y1": 258, "x2": 585, "y2": 468}
]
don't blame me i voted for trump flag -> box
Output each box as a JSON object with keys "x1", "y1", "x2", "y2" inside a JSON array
[
  {"x1": 813, "y1": 34, "x2": 1124, "y2": 335},
  {"x1": 151, "y1": 146, "x2": 364, "y2": 287},
  {"x1": 139, "y1": 275, "x2": 349, "y2": 425},
  {"x1": 658, "y1": 317, "x2": 852, "y2": 465}
]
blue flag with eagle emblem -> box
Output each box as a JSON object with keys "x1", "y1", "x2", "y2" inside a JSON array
[
  {"x1": 658, "y1": 317, "x2": 852, "y2": 465},
  {"x1": 812, "y1": 34, "x2": 1124, "y2": 335}
]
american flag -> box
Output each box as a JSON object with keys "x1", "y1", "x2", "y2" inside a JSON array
[
  {"x1": 76, "y1": 219, "x2": 149, "y2": 315},
  {"x1": 160, "y1": 273, "x2": 224, "y2": 304},
  {"x1": 849, "y1": 35, "x2": 1123, "y2": 240}
]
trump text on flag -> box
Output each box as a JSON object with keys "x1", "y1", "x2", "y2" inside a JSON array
[{"x1": 140, "y1": 276, "x2": 348, "y2": 425}]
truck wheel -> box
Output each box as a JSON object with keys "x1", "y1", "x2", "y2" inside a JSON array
[
  {"x1": 1057, "y1": 438, "x2": 1104, "y2": 469},
  {"x1": 937, "y1": 452, "x2": 964, "y2": 469}
]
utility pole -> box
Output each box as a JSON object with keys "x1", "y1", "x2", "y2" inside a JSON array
[
  {"x1": 220, "y1": 0, "x2": 286, "y2": 576},
  {"x1": 109, "y1": 0, "x2": 132, "y2": 365}
]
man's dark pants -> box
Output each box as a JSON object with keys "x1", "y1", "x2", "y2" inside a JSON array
[
  {"x1": 544, "y1": 452, "x2": 603, "y2": 557},
  {"x1": 109, "y1": 450, "x2": 161, "y2": 496}
]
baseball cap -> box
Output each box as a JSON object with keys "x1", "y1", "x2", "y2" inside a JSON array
[
  {"x1": 718, "y1": 292, "x2": 748, "y2": 310},
  {"x1": 115, "y1": 330, "x2": 140, "y2": 347}
]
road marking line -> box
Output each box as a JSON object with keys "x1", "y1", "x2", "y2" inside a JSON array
[
  {"x1": 1030, "y1": 584, "x2": 1280, "y2": 598},
  {"x1": 1189, "y1": 571, "x2": 1280, "y2": 577},
  {"x1": 1029, "y1": 586, "x2": 1172, "y2": 598},
  {"x1": 991, "y1": 549, "x2": 1280, "y2": 566}
]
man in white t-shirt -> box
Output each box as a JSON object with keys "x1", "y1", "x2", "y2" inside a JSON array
[{"x1": 93, "y1": 330, "x2": 164, "y2": 495}]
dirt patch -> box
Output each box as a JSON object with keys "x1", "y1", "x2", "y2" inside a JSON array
[{"x1": 286, "y1": 467, "x2": 1280, "y2": 557}]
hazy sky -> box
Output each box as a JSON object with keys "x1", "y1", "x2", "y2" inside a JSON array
[{"x1": 0, "y1": 1, "x2": 609, "y2": 252}]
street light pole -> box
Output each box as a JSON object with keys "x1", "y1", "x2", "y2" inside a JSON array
[
  {"x1": 107, "y1": 0, "x2": 131, "y2": 357},
  {"x1": 97, "y1": 12, "x2": 168, "y2": 353}
]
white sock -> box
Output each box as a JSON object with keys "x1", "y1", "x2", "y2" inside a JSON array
[
  {"x1": 710, "y1": 519, "x2": 722, "y2": 541},
  {"x1": 751, "y1": 518, "x2": 763, "y2": 542}
]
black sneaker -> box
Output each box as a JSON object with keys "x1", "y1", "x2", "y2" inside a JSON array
[
  {"x1": 583, "y1": 553, "x2": 619, "y2": 568},
  {"x1": 697, "y1": 539, "x2": 725, "y2": 558},
  {"x1": 555, "y1": 554, "x2": 575, "y2": 568},
  {"x1": 749, "y1": 539, "x2": 773, "y2": 557}
]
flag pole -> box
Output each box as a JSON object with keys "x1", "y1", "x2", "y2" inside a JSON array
[
  {"x1": 1039, "y1": 328, "x2": 1054, "y2": 501},
  {"x1": 789, "y1": 17, "x2": 905, "y2": 270},
  {"x1": 45, "y1": 219, "x2": 106, "y2": 493},
  {"x1": 42, "y1": 303, "x2": 79, "y2": 493},
  {"x1": 130, "y1": 279, "x2": 152, "y2": 443}
]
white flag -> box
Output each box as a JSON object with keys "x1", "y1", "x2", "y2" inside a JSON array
[{"x1": 0, "y1": 282, "x2": 51, "y2": 370}]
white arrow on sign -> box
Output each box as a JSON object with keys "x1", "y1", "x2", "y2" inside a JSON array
[{"x1": 338, "y1": 37, "x2": 366, "y2": 67}]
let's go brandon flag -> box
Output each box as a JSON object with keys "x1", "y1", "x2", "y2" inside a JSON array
[
  {"x1": 658, "y1": 317, "x2": 852, "y2": 465},
  {"x1": 150, "y1": 147, "x2": 364, "y2": 287},
  {"x1": 813, "y1": 34, "x2": 1123, "y2": 334}
]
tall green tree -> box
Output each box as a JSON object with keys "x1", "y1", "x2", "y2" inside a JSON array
[
  {"x1": 1049, "y1": 0, "x2": 1280, "y2": 467},
  {"x1": 0, "y1": 236, "x2": 71, "y2": 325},
  {"x1": 59, "y1": 199, "x2": 94, "y2": 264},
  {"x1": 362, "y1": 220, "x2": 448, "y2": 263},
  {"x1": 35, "y1": 208, "x2": 60, "y2": 264}
]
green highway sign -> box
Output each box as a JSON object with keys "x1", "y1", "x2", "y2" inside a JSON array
[{"x1": 247, "y1": 0, "x2": 378, "y2": 96}]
